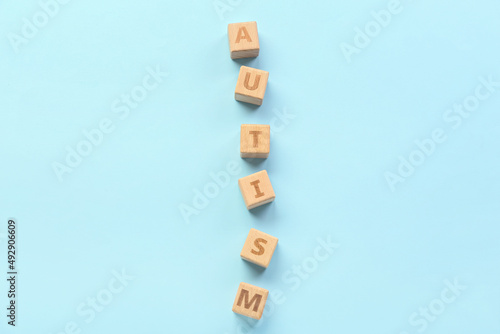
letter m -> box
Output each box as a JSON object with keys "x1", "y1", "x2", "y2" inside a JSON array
[{"x1": 237, "y1": 289, "x2": 262, "y2": 312}]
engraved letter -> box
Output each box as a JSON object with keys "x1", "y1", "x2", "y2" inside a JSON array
[
  {"x1": 250, "y1": 180, "x2": 265, "y2": 198},
  {"x1": 249, "y1": 131, "x2": 262, "y2": 147},
  {"x1": 237, "y1": 289, "x2": 262, "y2": 312},
  {"x1": 244, "y1": 72, "x2": 261, "y2": 90},
  {"x1": 251, "y1": 238, "x2": 268, "y2": 255},
  {"x1": 235, "y1": 27, "x2": 252, "y2": 43}
]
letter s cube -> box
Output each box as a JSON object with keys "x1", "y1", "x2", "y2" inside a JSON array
[{"x1": 241, "y1": 228, "x2": 278, "y2": 268}]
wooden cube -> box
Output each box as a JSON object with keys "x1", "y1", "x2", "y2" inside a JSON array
[
  {"x1": 235, "y1": 66, "x2": 269, "y2": 106},
  {"x1": 238, "y1": 170, "x2": 275, "y2": 210},
  {"x1": 232, "y1": 282, "x2": 269, "y2": 320},
  {"x1": 228, "y1": 21, "x2": 260, "y2": 59},
  {"x1": 240, "y1": 228, "x2": 278, "y2": 268},
  {"x1": 240, "y1": 124, "x2": 270, "y2": 159}
]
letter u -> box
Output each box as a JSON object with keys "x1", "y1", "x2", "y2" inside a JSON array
[{"x1": 244, "y1": 73, "x2": 261, "y2": 90}]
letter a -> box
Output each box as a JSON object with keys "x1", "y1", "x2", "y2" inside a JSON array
[{"x1": 236, "y1": 26, "x2": 252, "y2": 43}]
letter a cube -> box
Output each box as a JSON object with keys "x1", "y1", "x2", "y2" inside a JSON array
[
  {"x1": 241, "y1": 228, "x2": 278, "y2": 268},
  {"x1": 232, "y1": 282, "x2": 269, "y2": 319},
  {"x1": 238, "y1": 170, "x2": 275, "y2": 210},
  {"x1": 235, "y1": 66, "x2": 269, "y2": 106},
  {"x1": 228, "y1": 21, "x2": 260, "y2": 59}
]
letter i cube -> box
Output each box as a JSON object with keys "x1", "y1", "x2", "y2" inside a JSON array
[{"x1": 238, "y1": 170, "x2": 275, "y2": 210}]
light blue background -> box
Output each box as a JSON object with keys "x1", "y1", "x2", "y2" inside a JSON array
[{"x1": 1, "y1": 0, "x2": 499, "y2": 333}]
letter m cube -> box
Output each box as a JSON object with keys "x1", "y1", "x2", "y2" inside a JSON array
[{"x1": 232, "y1": 282, "x2": 269, "y2": 319}]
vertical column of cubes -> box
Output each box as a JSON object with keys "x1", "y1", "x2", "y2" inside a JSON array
[{"x1": 228, "y1": 21, "x2": 279, "y2": 321}]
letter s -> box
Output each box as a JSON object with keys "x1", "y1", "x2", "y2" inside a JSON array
[{"x1": 251, "y1": 238, "x2": 267, "y2": 255}]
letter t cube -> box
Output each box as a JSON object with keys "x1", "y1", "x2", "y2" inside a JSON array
[{"x1": 240, "y1": 124, "x2": 270, "y2": 158}]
